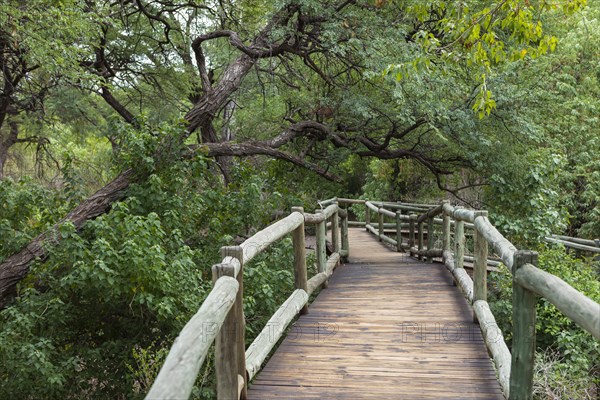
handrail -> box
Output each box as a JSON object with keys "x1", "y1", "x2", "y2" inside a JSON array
[
  {"x1": 239, "y1": 212, "x2": 303, "y2": 266},
  {"x1": 148, "y1": 197, "x2": 599, "y2": 400},
  {"x1": 362, "y1": 198, "x2": 600, "y2": 399},
  {"x1": 544, "y1": 236, "x2": 600, "y2": 253},
  {"x1": 146, "y1": 277, "x2": 239, "y2": 399},
  {"x1": 147, "y1": 201, "x2": 348, "y2": 400}
]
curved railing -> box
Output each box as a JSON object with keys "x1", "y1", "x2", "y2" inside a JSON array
[
  {"x1": 146, "y1": 202, "x2": 348, "y2": 400},
  {"x1": 361, "y1": 199, "x2": 600, "y2": 400},
  {"x1": 146, "y1": 197, "x2": 599, "y2": 400}
]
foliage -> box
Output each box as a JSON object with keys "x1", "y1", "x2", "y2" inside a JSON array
[
  {"x1": 0, "y1": 177, "x2": 67, "y2": 261},
  {"x1": 489, "y1": 246, "x2": 600, "y2": 395},
  {"x1": 533, "y1": 348, "x2": 598, "y2": 400}
]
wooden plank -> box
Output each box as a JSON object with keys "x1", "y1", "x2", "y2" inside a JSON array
[{"x1": 248, "y1": 228, "x2": 504, "y2": 399}]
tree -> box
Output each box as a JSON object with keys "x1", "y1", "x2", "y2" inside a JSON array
[{"x1": 0, "y1": 0, "x2": 588, "y2": 305}]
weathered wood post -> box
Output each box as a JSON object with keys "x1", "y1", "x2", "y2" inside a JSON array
[
  {"x1": 340, "y1": 207, "x2": 350, "y2": 262},
  {"x1": 365, "y1": 202, "x2": 370, "y2": 230},
  {"x1": 418, "y1": 221, "x2": 424, "y2": 260},
  {"x1": 409, "y1": 214, "x2": 416, "y2": 257},
  {"x1": 316, "y1": 210, "x2": 328, "y2": 289},
  {"x1": 378, "y1": 208, "x2": 384, "y2": 241},
  {"x1": 454, "y1": 206, "x2": 465, "y2": 271},
  {"x1": 214, "y1": 246, "x2": 247, "y2": 400},
  {"x1": 331, "y1": 202, "x2": 341, "y2": 254},
  {"x1": 510, "y1": 250, "x2": 539, "y2": 400},
  {"x1": 291, "y1": 207, "x2": 308, "y2": 315},
  {"x1": 442, "y1": 201, "x2": 451, "y2": 263},
  {"x1": 427, "y1": 216, "x2": 435, "y2": 263},
  {"x1": 473, "y1": 210, "x2": 489, "y2": 321},
  {"x1": 395, "y1": 210, "x2": 402, "y2": 252}
]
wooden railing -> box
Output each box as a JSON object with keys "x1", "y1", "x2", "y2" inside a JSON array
[
  {"x1": 146, "y1": 197, "x2": 599, "y2": 400},
  {"x1": 361, "y1": 199, "x2": 600, "y2": 400},
  {"x1": 146, "y1": 201, "x2": 348, "y2": 400}
]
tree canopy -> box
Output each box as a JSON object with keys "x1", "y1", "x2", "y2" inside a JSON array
[{"x1": 0, "y1": 0, "x2": 598, "y2": 398}]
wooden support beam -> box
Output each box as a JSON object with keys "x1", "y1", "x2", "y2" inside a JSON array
[
  {"x1": 427, "y1": 217, "x2": 435, "y2": 263},
  {"x1": 332, "y1": 203, "x2": 341, "y2": 254},
  {"x1": 395, "y1": 211, "x2": 403, "y2": 252},
  {"x1": 291, "y1": 207, "x2": 308, "y2": 315},
  {"x1": 509, "y1": 251, "x2": 538, "y2": 400},
  {"x1": 245, "y1": 289, "x2": 309, "y2": 381},
  {"x1": 341, "y1": 207, "x2": 350, "y2": 262},
  {"x1": 316, "y1": 210, "x2": 328, "y2": 289},
  {"x1": 378, "y1": 210, "x2": 384, "y2": 241},
  {"x1": 409, "y1": 215, "x2": 416, "y2": 257},
  {"x1": 418, "y1": 221, "x2": 424, "y2": 260},
  {"x1": 473, "y1": 211, "x2": 488, "y2": 316},
  {"x1": 442, "y1": 201, "x2": 451, "y2": 263},
  {"x1": 214, "y1": 246, "x2": 247, "y2": 400},
  {"x1": 454, "y1": 207, "x2": 465, "y2": 271}
]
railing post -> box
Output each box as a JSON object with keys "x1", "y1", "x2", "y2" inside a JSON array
[
  {"x1": 473, "y1": 210, "x2": 488, "y2": 321},
  {"x1": 365, "y1": 202, "x2": 370, "y2": 230},
  {"x1": 316, "y1": 210, "x2": 328, "y2": 289},
  {"x1": 341, "y1": 207, "x2": 349, "y2": 262},
  {"x1": 442, "y1": 201, "x2": 451, "y2": 264},
  {"x1": 418, "y1": 221, "x2": 424, "y2": 260},
  {"x1": 409, "y1": 214, "x2": 416, "y2": 257},
  {"x1": 454, "y1": 206, "x2": 465, "y2": 271},
  {"x1": 510, "y1": 250, "x2": 539, "y2": 400},
  {"x1": 395, "y1": 211, "x2": 402, "y2": 252},
  {"x1": 291, "y1": 207, "x2": 308, "y2": 315},
  {"x1": 377, "y1": 208, "x2": 384, "y2": 241},
  {"x1": 214, "y1": 246, "x2": 247, "y2": 400},
  {"x1": 427, "y1": 216, "x2": 434, "y2": 263},
  {"x1": 332, "y1": 202, "x2": 341, "y2": 254}
]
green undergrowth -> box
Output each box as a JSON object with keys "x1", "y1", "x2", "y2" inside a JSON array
[{"x1": 488, "y1": 246, "x2": 600, "y2": 398}]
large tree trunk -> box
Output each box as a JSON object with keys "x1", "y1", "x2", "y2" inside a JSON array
[
  {"x1": 0, "y1": 48, "x2": 259, "y2": 307},
  {"x1": 0, "y1": 1, "x2": 357, "y2": 306},
  {"x1": 0, "y1": 169, "x2": 136, "y2": 307}
]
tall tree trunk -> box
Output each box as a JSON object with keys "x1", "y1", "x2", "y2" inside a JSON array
[{"x1": 218, "y1": 100, "x2": 236, "y2": 184}]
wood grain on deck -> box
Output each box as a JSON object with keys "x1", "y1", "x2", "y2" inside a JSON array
[{"x1": 247, "y1": 228, "x2": 504, "y2": 399}]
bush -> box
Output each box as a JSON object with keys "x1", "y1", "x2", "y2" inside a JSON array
[{"x1": 488, "y1": 246, "x2": 600, "y2": 397}]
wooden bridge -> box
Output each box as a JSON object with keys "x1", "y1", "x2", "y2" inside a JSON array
[{"x1": 145, "y1": 199, "x2": 600, "y2": 400}]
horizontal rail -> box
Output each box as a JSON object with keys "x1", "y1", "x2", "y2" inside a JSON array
[
  {"x1": 307, "y1": 253, "x2": 341, "y2": 296},
  {"x1": 146, "y1": 277, "x2": 239, "y2": 399},
  {"x1": 416, "y1": 204, "x2": 443, "y2": 223},
  {"x1": 443, "y1": 251, "x2": 473, "y2": 303},
  {"x1": 474, "y1": 216, "x2": 518, "y2": 270},
  {"x1": 379, "y1": 208, "x2": 396, "y2": 218},
  {"x1": 544, "y1": 237, "x2": 600, "y2": 253},
  {"x1": 548, "y1": 234, "x2": 599, "y2": 247},
  {"x1": 318, "y1": 197, "x2": 337, "y2": 207},
  {"x1": 365, "y1": 201, "x2": 379, "y2": 213},
  {"x1": 473, "y1": 300, "x2": 511, "y2": 396},
  {"x1": 245, "y1": 289, "x2": 309, "y2": 380},
  {"x1": 240, "y1": 212, "x2": 304, "y2": 266},
  {"x1": 335, "y1": 197, "x2": 366, "y2": 204},
  {"x1": 514, "y1": 263, "x2": 600, "y2": 339},
  {"x1": 305, "y1": 204, "x2": 337, "y2": 224}
]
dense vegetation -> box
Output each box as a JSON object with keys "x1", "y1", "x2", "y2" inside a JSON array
[{"x1": 0, "y1": 0, "x2": 598, "y2": 398}]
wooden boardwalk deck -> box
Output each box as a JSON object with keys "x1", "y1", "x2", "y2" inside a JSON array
[{"x1": 247, "y1": 228, "x2": 504, "y2": 399}]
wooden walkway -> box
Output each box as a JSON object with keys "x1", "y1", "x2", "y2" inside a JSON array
[{"x1": 247, "y1": 228, "x2": 504, "y2": 399}]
